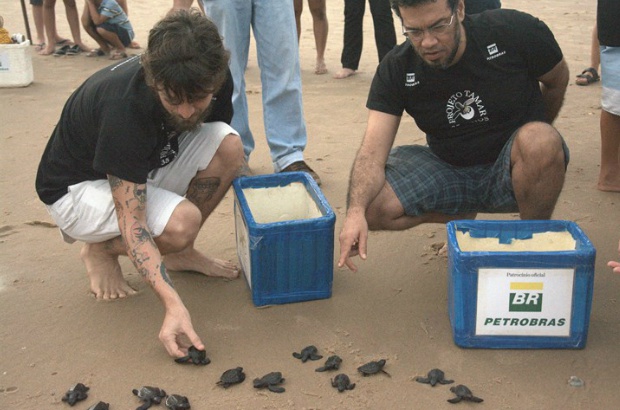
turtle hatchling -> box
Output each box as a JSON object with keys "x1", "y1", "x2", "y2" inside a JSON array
[
  {"x1": 175, "y1": 345, "x2": 211, "y2": 365},
  {"x1": 316, "y1": 355, "x2": 343, "y2": 372},
  {"x1": 447, "y1": 384, "x2": 484, "y2": 404},
  {"x1": 357, "y1": 359, "x2": 391, "y2": 377},
  {"x1": 87, "y1": 402, "x2": 109, "y2": 410},
  {"x1": 253, "y1": 371, "x2": 286, "y2": 393},
  {"x1": 292, "y1": 345, "x2": 323, "y2": 362},
  {"x1": 415, "y1": 368, "x2": 454, "y2": 386},
  {"x1": 331, "y1": 373, "x2": 356, "y2": 392},
  {"x1": 61, "y1": 383, "x2": 89, "y2": 406},
  {"x1": 217, "y1": 367, "x2": 246, "y2": 388},
  {"x1": 132, "y1": 385, "x2": 167, "y2": 410},
  {"x1": 165, "y1": 394, "x2": 191, "y2": 410}
]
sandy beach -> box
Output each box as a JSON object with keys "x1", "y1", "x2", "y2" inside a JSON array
[{"x1": 1, "y1": 0, "x2": 619, "y2": 408}]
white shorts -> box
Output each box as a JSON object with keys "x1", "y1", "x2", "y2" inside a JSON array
[
  {"x1": 46, "y1": 122, "x2": 238, "y2": 243},
  {"x1": 601, "y1": 46, "x2": 620, "y2": 116}
]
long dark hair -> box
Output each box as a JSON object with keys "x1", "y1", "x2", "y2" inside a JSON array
[{"x1": 142, "y1": 9, "x2": 230, "y2": 102}]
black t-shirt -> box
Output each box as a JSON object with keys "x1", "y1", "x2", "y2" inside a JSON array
[
  {"x1": 36, "y1": 56, "x2": 234, "y2": 205},
  {"x1": 367, "y1": 9, "x2": 563, "y2": 167},
  {"x1": 465, "y1": 0, "x2": 501, "y2": 15},
  {"x1": 598, "y1": 0, "x2": 620, "y2": 47}
]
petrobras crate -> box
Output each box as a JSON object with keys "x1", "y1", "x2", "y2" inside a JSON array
[
  {"x1": 233, "y1": 172, "x2": 335, "y2": 306},
  {"x1": 0, "y1": 41, "x2": 33, "y2": 87},
  {"x1": 446, "y1": 220, "x2": 596, "y2": 349}
]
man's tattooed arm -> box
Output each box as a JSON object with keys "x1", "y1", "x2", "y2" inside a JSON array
[{"x1": 108, "y1": 175, "x2": 175, "y2": 292}]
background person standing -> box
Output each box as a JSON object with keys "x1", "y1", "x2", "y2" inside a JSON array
[{"x1": 333, "y1": 0, "x2": 397, "y2": 79}]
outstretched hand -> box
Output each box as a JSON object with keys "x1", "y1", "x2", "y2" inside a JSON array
[
  {"x1": 159, "y1": 303, "x2": 204, "y2": 358},
  {"x1": 337, "y1": 210, "x2": 369, "y2": 272},
  {"x1": 608, "y1": 240, "x2": 620, "y2": 274}
]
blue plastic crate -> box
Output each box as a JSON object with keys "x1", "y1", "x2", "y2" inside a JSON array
[
  {"x1": 233, "y1": 172, "x2": 335, "y2": 306},
  {"x1": 447, "y1": 220, "x2": 596, "y2": 349}
]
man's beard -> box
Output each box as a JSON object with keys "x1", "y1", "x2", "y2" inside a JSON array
[
  {"x1": 165, "y1": 104, "x2": 212, "y2": 133},
  {"x1": 414, "y1": 23, "x2": 462, "y2": 70}
]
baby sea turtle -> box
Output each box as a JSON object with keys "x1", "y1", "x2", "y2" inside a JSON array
[
  {"x1": 253, "y1": 371, "x2": 286, "y2": 393},
  {"x1": 331, "y1": 373, "x2": 356, "y2": 392},
  {"x1": 415, "y1": 368, "x2": 454, "y2": 386},
  {"x1": 292, "y1": 345, "x2": 323, "y2": 362},
  {"x1": 132, "y1": 386, "x2": 167, "y2": 410},
  {"x1": 165, "y1": 394, "x2": 191, "y2": 410},
  {"x1": 217, "y1": 367, "x2": 246, "y2": 388},
  {"x1": 316, "y1": 355, "x2": 343, "y2": 372},
  {"x1": 87, "y1": 402, "x2": 109, "y2": 410},
  {"x1": 447, "y1": 384, "x2": 484, "y2": 404},
  {"x1": 357, "y1": 359, "x2": 391, "y2": 377},
  {"x1": 175, "y1": 345, "x2": 211, "y2": 366},
  {"x1": 61, "y1": 383, "x2": 89, "y2": 406}
]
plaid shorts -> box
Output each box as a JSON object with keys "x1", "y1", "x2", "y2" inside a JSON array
[{"x1": 385, "y1": 132, "x2": 569, "y2": 216}]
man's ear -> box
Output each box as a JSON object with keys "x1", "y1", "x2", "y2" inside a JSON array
[{"x1": 456, "y1": 0, "x2": 465, "y2": 21}]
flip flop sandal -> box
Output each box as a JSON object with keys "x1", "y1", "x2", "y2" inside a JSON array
[
  {"x1": 34, "y1": 42, "x2": 45, "y2": 52},
  {"x1": 575, "y1": 67, "x2": 600, "y2": 86},
  {"x1": 66, "y1": 45, "x2": 82, "y2": 56},
  {"x1": 53, "y1": 44, "x2": 71, "y2": 57},
  {"x1": 85, "y1": 48, "x2": 106, "y2": 57},
  {"x1": 109, "y1": 51, "x2": 128, "y2": 60}
]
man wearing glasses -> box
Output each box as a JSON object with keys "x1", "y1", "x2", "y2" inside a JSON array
[{"x1": 338, "y1": 0, "x2": 569, "y2": 271}]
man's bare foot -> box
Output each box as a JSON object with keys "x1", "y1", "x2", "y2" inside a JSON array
[
  {"x1": 598, "y1": 171, "x2": 620, "y2": 192},
  {"x1": 164, "y1": 248, "x2": 240, "y2": 279},
  {"x1": 128, "y1": 40, "x2": 141, "y2": 49},
  {"x1": 38, "y1": 44, "x2": 57, "y2": 55},
  {"x1": 597, "y1": 182, "x2": 620, "y2": 192},
  {"x1": 81, "y1": 243, "x2": 137, "y2": 300},
  {"x1": 333, "y1": 68, "x2": 356, "y2": 79},
  {"x1": 315, "y1": 60, "x2": 328, "y2": 75}
]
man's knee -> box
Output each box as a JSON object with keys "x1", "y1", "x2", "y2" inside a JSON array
[
  {"x1": 216, "y1": 133, "x2": 245, "y2": 172},
  {"x1": 162, "y1": 200, "x2": 202, "y2": 250},
  {"x1": 365, "y1": 185, "x2": 405, "y2": 230},
  {"x1": 513, "y1": 122, "x2": 566, "y2": 168}
]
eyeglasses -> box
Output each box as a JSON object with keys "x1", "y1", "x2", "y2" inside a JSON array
[{"x1": 402, "y1": 14, "x2": 455, "y2": 42}]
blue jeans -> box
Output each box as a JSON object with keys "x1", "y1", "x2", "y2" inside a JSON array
[{"x1": 201, "y1": 0, "x2": 308, "y2": 171}]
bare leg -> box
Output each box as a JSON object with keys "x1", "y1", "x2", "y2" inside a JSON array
[
  {"x1": 309, "y1": 0, "x2": 328, "y2": 74},
  {"x1": 80, "y1": 238, "x2": 137, "y2": 300},
  {"x1": 510, "y1": 122, "x2": 566, "y2": 219},
  {"x1": 294, "y1": 0, "x2": 303, "y2": 40},
  {"x1": 81, "y1": 5, "x2": 111, "y2": 53},
  {"x1": 40, "y1": 0, "x2": 59, "y2": 55},
  {"x1": 365, "y1": 182, "x2": 476, "y2": 231},
  {"x1": 163, "y1": 134, "x2": 245, "y2": 278},
  {"x1": 82, "y1": 135, "x2": 244, "y2": 297},
  {"x1": 576, "y1": 24, "x2": 600, "y2": 85},
  {"x1": 598, "y1": 109, "x2": 620, "y2": 192},
  {"x1": 31, "y1": 4, "x2": 46, "y2": 47},
  {"x1": 63, "y1": 0, "x2": 90, "y2": 51}
]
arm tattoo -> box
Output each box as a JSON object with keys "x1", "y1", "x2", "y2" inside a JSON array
[
  {"x1": 131, "y1": 222, "x2": 154, "y2": 244},
  {"x1": 130, "y1": 248, "x2": 151, "y2": 270},
  {"x1": 108, "y1": 175, "x2": 123, "y2": 191},
  {"x1": 160, "y1": 263, "x2": 175, "y2": 289},
  {"x1": 133, "y1": 185, "x2": 147, "y2": 207},
  {"x1": 186, "y1": 176, "x2": 220, "y2": 208}
]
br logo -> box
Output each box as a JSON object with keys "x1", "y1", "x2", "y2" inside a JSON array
[{"x1": 509, "y1": 282, "x2": 543, "y2": 312}]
